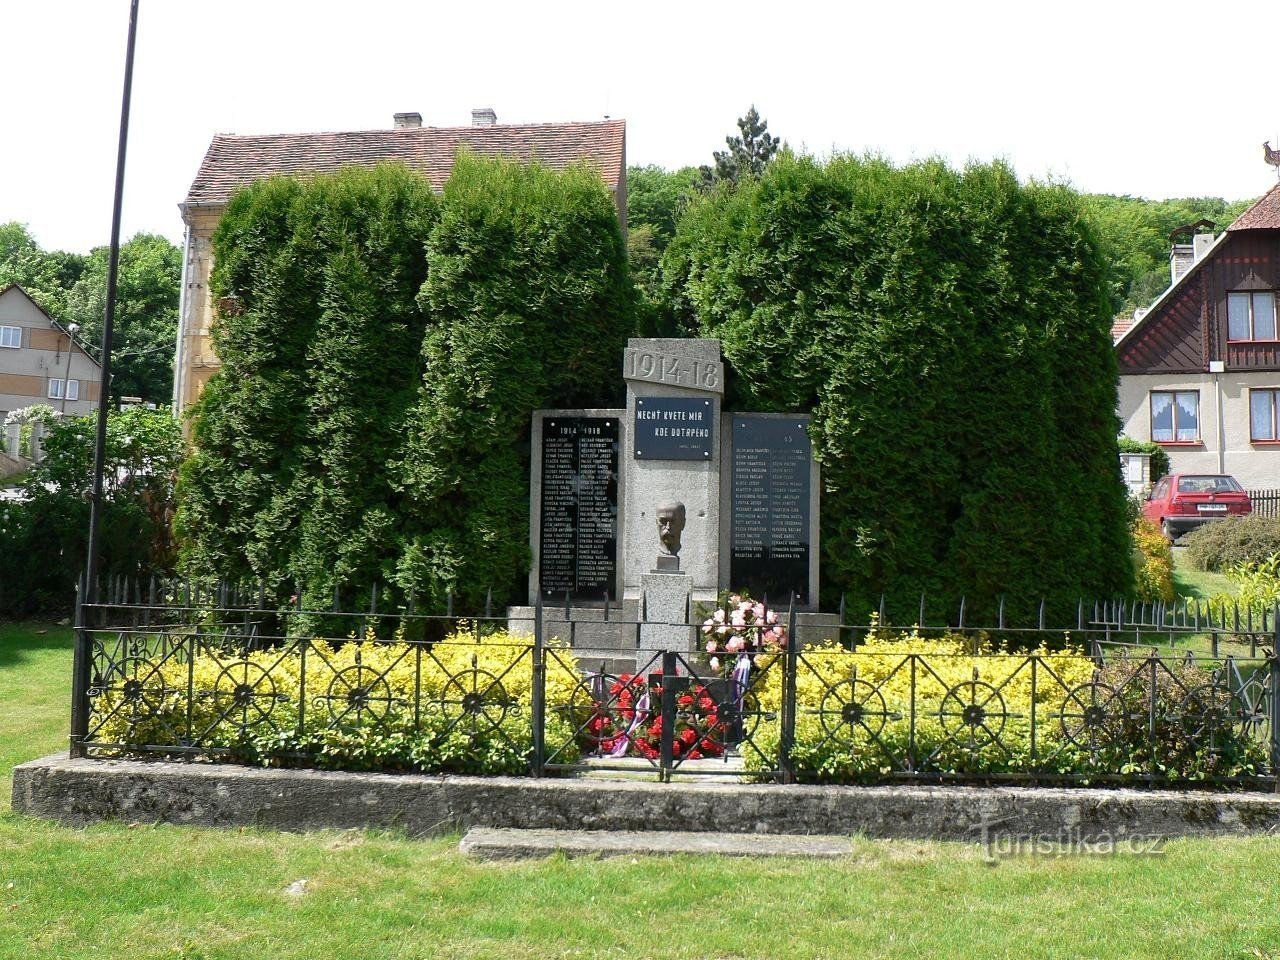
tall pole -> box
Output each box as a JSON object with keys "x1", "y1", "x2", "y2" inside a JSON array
[
  {"x1": 72, "y1": 0, "x2": 140, "y2": 757},
  {"x1": 85, "y1": 0, "x2": 139, "y2": 601}
]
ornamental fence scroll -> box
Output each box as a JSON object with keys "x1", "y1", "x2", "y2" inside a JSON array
[{"x1": 69, "y1": 578, "x2": 1280, "y2": 789}]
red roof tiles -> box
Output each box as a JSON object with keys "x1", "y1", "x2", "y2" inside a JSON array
[
  {"x1": 184, "y1": 119, "x2": 626, "y2": 208},
  {"x1": 1227, "y1": 182, "x2": 1280, "y2": 232}
]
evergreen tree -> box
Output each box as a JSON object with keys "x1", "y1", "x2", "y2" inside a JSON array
[
  {"x1": 698, "y1": 106, "x2": 783, "y2": 190},
  {"x1": 667, "y1": 154, "x2": 1132, "y2": 626}
]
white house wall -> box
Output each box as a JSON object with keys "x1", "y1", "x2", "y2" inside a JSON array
[{"x1": 1118, "y1": 371, "x2": 1280, "y2": 489}]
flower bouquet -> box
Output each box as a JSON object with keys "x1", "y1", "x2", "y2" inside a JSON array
[
  {"x1": 589, "y1": 672, "x2": 727, "y2": 760},
  {"x1": 701, "y1": 594, "x2": 788, "y2": 671}
]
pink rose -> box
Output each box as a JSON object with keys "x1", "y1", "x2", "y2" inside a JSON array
[
  {"x1": 705, "y1": 639, "x2": 718, "y2": 653},
  {"x1": 726, "y1": 636, "x2": 745, "y2": 653}
]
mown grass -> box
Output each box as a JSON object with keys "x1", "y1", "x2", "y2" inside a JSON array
[
  {"x1": 3, "y1": 623, "x2": 1280, "y2": 959},
  {"x1": 1173, "y1": 547, "x2": 1237, "y2": 603}
]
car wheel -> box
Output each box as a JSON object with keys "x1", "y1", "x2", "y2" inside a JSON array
[{"x1": 1161, "y1": 519, "x2": 1175, "y2": 542}]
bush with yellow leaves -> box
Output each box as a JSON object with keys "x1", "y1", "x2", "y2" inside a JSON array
[
  {"x1": 741, "y1": 622, "x2": 1265, "y2": 783},
  {"x1": 91, "y1": 626, "x2": 581, "y2": 775},
  {"x1": 1132, "y1": 517, "x2": 1174, "y2": 603}
]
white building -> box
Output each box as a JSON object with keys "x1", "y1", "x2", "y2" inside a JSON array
[{"x1": 1116, "y1": 184, "x2": 1280, "y2": 490}]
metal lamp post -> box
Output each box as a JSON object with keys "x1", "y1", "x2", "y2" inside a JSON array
[{"x1": 71, "y1": 0, "x2": 140, "y2": 757}]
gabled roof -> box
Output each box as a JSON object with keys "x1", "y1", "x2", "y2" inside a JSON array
[
  {"x1": 184, "y1": 119, "x2": 627, "y2": 208},
  {"x1": 0, "y1": 284, "x2": 103, "y2": 369},
  {"x1": 1113, "y1": 229, "x2": 1230, "y2": 351},
  {"x1": 1227, "y1": 181, "x2": 1280, "y2": 231},
  {"x1": 1116, "y1": 183, "x2": 1280, "y2": 352}
]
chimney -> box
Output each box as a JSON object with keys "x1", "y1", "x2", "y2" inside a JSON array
[
  {"x1": 471, "y1": 107, "x2": 497, "y2": 127},
  {"x1": 1170, "y1": 243, "x2": 1195, "y2": 285},
  {"x1": 393, "y1": 112, "x2": 422, "y2": 129},
  {"x1": 1169, "y1": 220, "x2": 1217, "y2": 285},
  {"x1": 1193, "y1": 232, "x2": 1215, "y2": 262}
]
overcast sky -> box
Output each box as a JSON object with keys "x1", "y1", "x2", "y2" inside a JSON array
[{"x1": 4, "y1": 0, "x2": 1279, "y2": 254}]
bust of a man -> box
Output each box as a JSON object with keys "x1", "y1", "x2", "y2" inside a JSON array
[{"x1": 654, "y1": 501, "x2": 686, "y2": 571}]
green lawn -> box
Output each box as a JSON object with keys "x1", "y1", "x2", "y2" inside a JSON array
[
  {"x1": 1173, "y1": 546, "x2": 1237, "y2": 602},
  {"x1": 3, "y1": 623, "x2": 1280, "y2": 959}
]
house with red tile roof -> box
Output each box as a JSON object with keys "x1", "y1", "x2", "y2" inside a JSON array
[
  {"x1": 172, "y1": 110, "x2": 627, "y2": 412},
  {"x1": 1116, "y1": 182, "x2": 1280, "y2": 489}
]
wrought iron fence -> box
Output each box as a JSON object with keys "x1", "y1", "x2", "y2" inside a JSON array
[{"x1": 70, "y1": 581, "x2": 1280, "y2": 789}]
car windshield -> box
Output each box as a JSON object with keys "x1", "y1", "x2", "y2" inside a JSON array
[{"x1": 1176, "y1": 475, "x2": 1244, "y2": 494}]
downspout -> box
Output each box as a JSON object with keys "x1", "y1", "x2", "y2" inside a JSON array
[{"x1": 1213, "y1": 364, "x2": 1225, "y2": 473}]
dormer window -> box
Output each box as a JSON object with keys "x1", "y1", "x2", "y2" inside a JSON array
[{"x1": 1228, "y1": 291, "x2": 1277, "y2": 341}]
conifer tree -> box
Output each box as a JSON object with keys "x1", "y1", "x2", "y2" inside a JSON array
[{"x1": 699, "y1": 106, "x2": 783, "y2": 189}]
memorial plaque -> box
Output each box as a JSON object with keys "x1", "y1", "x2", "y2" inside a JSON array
[
  {"x1": 729, "y1": 416, "x2": 811, "y2": 605},
  {"x1": 633, "y1": 396, "x2": 714, "y2": 460},
  {"x1": 538, "y1": 417, "x2": 619, "y2": 601}
]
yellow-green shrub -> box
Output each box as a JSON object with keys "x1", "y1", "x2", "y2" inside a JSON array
[
  {"x1": 90, "y1": 627, "x2": 581, "y2": 775},
  {"x1": 741, "y1": 625, "x2": 1262, "y2": 783},
  {"x1": 1132, "y1": 517, "x2": 1174, "y2": 602}
]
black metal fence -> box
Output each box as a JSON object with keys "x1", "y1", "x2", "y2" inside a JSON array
[{"x1": 70, "y1": 582, "x2": 1280, "y2": 789}]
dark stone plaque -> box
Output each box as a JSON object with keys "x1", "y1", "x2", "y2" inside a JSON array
[
  {"x1": 729, "y1": 416, "x2": 811, "y2": 605},
  {"x1": 539, "y1": 417, "x2": 619, "y2": 601},
  {"x1": 633, "y1": 396, "x2": 714, "y2": 460}
]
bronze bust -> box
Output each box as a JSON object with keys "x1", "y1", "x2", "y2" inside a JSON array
[{"x1": 654, "y1": 501, "x2": 686, "y2": 571}]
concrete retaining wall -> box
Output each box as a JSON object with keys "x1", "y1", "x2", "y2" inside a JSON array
[{"x1": 13, "y1": 754, "x2": 1280, "y2": 842}]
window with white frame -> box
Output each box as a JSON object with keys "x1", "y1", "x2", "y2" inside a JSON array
[
  {"x1": 1228, "y1": 291, "x2": 1277, "y2": 341},
  {"x1": 1251, "y1": 388, "x2": 1280, "y2": 441},
  {"x1": 1151, "y1": 390, "x2": 1200, "y2": 442},
  {"x1": 0, "y1": 325, "x2": 21, "y2": 349},
  {"x1": 47, "y1": 378, "x2": 79, "y2": 401}
]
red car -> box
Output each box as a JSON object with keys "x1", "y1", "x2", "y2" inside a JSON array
[{"x1": 1142, "y1": 473, "x2": 1252, "y2": 540}]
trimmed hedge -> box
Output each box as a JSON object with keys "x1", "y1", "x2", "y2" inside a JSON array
[
  {"x1": 664, "y1": 154, "x2": 1132, "y2": 624},
  {"x1": 1182, "y1": 515, "x2": 1280, "y2": 572},
  {"x1": 393, "y1": 153, "x2": 635, "y2": 609},
  {"x1": 177, "y1": 166, "x2": 439, "y2": 605},
  {"x1": 177, "y1": 158, "x2": 634, "y2": 610}
]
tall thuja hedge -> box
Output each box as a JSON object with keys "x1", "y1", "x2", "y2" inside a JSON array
[
  {"x1": 665, "y1": 154, "x2": 1131, "y2": 622},
  {"x1": 177, "y1": 166, "x2": 439, "y2": 601},
  {"x1": 176, "y1": 177, "x2": 316, "y2": 586},
  {"x1": 395, "y1": 154, "x2": 635, "y2": 609}
]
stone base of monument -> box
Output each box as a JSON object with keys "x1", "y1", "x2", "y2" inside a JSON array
[
  {"x1": 506, "y1": 605, "x2": 843, "y2": 675},
  {"x1": 506, "y1": 604, "x2": 636, "y2": 676},
  {"x1": 638, "y1": 570, "x2": 694, "y2": 671},
  {"x1": 792, "y1": 612, "x2": 843, "y2": 646}
]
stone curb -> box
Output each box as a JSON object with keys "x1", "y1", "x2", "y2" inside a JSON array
[
  {"x1": 458, "y1": 827, "x2": 855, "y2": 859},
  {"x1": 12, "y1": 754, "x2": 1280, "y2": 842}
]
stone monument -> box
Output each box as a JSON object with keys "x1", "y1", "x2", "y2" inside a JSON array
[
  {"x1": 510, "y1": 336, "x2": 833, "y2": 671},
  {"x1": 622, "y1": 337, "x2": 723, "y2": 607}
]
